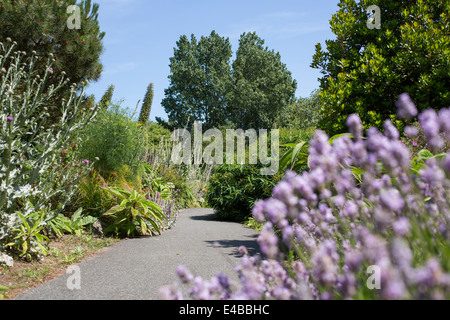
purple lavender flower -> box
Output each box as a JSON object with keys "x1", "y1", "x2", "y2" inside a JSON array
[
  {"x1": 379, "y1": 188, "x2": 404, "y2": 213},
  {"x1": 258, "y1": 223, "x2": 279, "y2": 259},
  {"x1": 252, "y1": 200, "x2": 266, "y2": 223},
  {"x1": 393, "y1": 217, "x2": 411, "y2": 236},
  {"x1": 216, "y1": 272, "x2": 230, "y2": 290},
  {"x1": 420, "y1": 159, "x2": 445, "y2": 190},
  {"x1": 395, "y1": 93, "x2": 418, "y2": 120},
  {"x1": 263, "y1": 198, "x2": 288, "y2": 226},
  {"x1": 419, "y1": 109, "x2": 444, "y2": 150},
  {"x1": 161, "y1": 96, "x2": 450, "y2": 301},
  {"x1": 189, "y1": 276, "x2": 212, "y2": 300},
  {"x1": 390, "y1": 238, "x2": 413, "y2": 271},
  {"x1": 238, "y1": 246, "x2": 249, "y2": 256},
  {"x1": 444, "y1": 153, "x2": 450, "y2": 173},
  {"x1": 383, "y1": 279, "x2": 407, "y2": 300},
  {"x1": 404, "y1": 125, "x2": 419, "y2": 137},
  {"x1": 311, "y1": 240, "x2": 339, "y2": 287},
  {"x1": 176, "y1": 265, "x2": 194, "y2": 284},
  {"x1": 383, "y1": 120, "x2": 400, "y2": 140},
  {"x1": 292, "y1": 175, "x2": 317, "y2": 203},
  {"x1": 309, "y1": 130, "x2": 332, "y2": 155},
  {"x1": 346, "y1": 114, "x2": 364, "y2": 139},
  {"x1": 438, "y1": 108, "x2": 450, "y2": 138},
  {"x1": 158, "y1": 284, "x2": 183, "y2": 300},
  {"x1": 344, "y1": 248, "x2": 363, "y2": 272},
  {"x1": 342, "y1": 200, "x2": 359, "y2": 218}
]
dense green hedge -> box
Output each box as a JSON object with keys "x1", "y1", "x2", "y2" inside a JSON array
[{"x1": 206, "y1": 164, "x2": 281, "y2": 222}]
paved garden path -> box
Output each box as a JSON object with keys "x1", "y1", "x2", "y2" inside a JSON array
[{"x1": 16, "y1": 208, "x2": 259, "y2": 300}]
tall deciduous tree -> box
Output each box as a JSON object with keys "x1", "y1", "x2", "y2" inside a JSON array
[
  {"x1": 162, "y1": 31, "x2": 233, "y2": 130},
  {"x1": 162, "y1": 31, "x2": 297, "y2": 131},
  {"x1": 138, "y1": 83, "x2": 154, "y2": 126},
  {"x1": 312, "y1": 0, "x2": 450, "y2": 135},
  {"x1": 229, "y1": 32, "x2": 297, "y2": 130}
]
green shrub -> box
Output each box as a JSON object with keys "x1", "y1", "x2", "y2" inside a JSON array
[
  {"x1": 102, "y1": 187, "x2": 165, "y2": 238},
  {"x1": 46, "y1": 208, "x2": 97, "y2": 237},
  {"x1": 145, "y1": 122, "x2": 172, "y2": 149},
  {"x1": 276, "y1": 90, "x2": 323, "y2": 130},
  {"x1": 158, "y1": 165, "x2": 193, "y2": 208},
  {"x1": 206, "y1": 164, "x2": 281, "y2": 222},
  {"x1": 79, "y1": 104, "x2": 146, "y2": 182},
  {"x1": 70, "y1": 171, "x2": 113, "y2": 218},
  {"x1": 6, "y1": 211, "x2": 50, "y2": 261}
]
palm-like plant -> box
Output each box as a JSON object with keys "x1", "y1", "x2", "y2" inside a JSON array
[{"x1": 102, "y1": 187, "x2": 166, "y2": 238}]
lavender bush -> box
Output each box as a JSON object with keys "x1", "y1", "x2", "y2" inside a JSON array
[{"x1": 159, "y1": 94, "x2": 450, "y2": 300}]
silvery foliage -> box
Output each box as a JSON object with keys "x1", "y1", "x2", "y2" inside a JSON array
[{"x1": 0, "y1": 39, "x2": 98, "y2": 247}]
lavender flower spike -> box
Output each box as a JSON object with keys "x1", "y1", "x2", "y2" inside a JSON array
[
  {"x1": 176, "y1": 265, "x2": 194, "y2": 284},
  {"x1": 346, "y1": 114, "x2": 364, "y2": 139},
  {"x1": 395, "y1": 93, "x2": 418, "y2": 120}
]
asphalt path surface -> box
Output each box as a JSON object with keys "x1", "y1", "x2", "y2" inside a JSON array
[{"x1": 16, "y1": 208, "x2": 260, "y2": 300}]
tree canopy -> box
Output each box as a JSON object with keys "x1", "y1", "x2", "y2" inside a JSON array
[
  {"x1": 161, "y1": 31, "x2": 297, "y2": 131},
  {"x1": 229, "y1": 32, "x2": 297, "y2": 130},
  {"x1": 161, "y1": 31, "x2": 233, "y2": 130},
  {"x1": 311, "y1": 0, "x2": 450, "y2": 135}
]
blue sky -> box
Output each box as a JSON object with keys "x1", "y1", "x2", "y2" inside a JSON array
[{"x1": 86, "y1": 0, "x2": 340, "y2": 122}]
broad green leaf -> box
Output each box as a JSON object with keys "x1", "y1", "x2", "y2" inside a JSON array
[
  {"x1": 71, "y1": 208, "x2": 83, "y2": 222},
  {"x1": 418, "y1": 149, "x2": 434, "y2": 160},
  {"x1": 16, "y1": 212, "x2": 30, "y2": 232},
  {"x1": 104, "y1": 204, "x2": 125, "y2": 216},
  {"x1": 291, "y1": 141, "x2": 307, "y2": 168}
]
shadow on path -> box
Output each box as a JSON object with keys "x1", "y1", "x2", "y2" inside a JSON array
[
  {"x1": 205, "y1": 234, "x2": 260, "y2": 258},
  {"x1": 189, "y1": 210, "x2": 217, "y2": 221}
]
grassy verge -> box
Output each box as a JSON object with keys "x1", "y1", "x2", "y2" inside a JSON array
[{"x1": 0, "y1": 234, "x2": 118, "y2": 300}]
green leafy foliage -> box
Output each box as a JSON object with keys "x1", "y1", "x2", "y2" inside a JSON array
[
  {"x1": 102, "y1": 187, "x2": 166, "y2": 238},
  {"x1": 0, "y1": 41, "x2": 97, "y2": 247},
  {"x1": 47, "y1": 208, "x2": 98, "y2": 237},
  {"x1": 71, "y1": 171, "x2": 113, "y2": 218},
  {"x1": 162, "y1": 31, "x2": 233, "y2": 130},
  {"x1": 0, "y1": 285, "x2": 8, "y2": 300},
  {"x1": 162, "y1": 30, "x2": 296, "y2": 130},
  {"x1": 229, "y1": 32, "x2": 297, "y2": 130},
  {"x1": 276, "y1": 90, "x2": 323, "y2": 130},
  {"x1": 410, "y1": 149, "x2": 447, "y2": 176},
  {"x1": 79, "y1": 104, "x2": 146, "y2": 182},
  {"x1": 279, "y1": 141, "x2": 309, "y2": 173},
  {"x1": 206, "y1": 164, "x2": 281, "y2": 222},
  {"x1": 312, "y1": 0, "x2": 450, "y2": 135},
  {"x1": 6, "y1": 212, "x2": 50, "y2": 261},
  {"x1": 142, "y1": 165, "x2": 174, "y2": 200}
]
